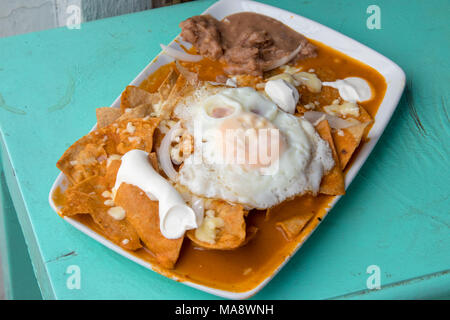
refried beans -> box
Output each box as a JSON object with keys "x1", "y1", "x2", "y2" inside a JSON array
[{"x1": 180, "y1": 12, "x2": 317, "y2": 76}]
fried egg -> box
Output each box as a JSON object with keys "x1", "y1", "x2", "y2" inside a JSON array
[{"x1": 173, "y1": 86, "x2": 334, "y2": 209}]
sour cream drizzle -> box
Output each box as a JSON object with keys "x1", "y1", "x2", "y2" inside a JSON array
[
  {"x1": 322, "y1": 77, "x2": 372, "y2": 102},
  {"x1": 265, "y1": 79, "x2": 299, "y2": 114},
  {"x1": 113, "y1": 149, "x2": 197, "y2": 239}
]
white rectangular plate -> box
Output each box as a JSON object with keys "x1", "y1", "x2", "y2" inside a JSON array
[{"x1": 49, "y1": 0, "x2": 405, "y2": 299}]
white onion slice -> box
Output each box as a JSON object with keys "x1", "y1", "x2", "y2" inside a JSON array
[
  {"x1": 303, "y1": 111, "x2": 360, "y2": 129},
  {"x1": 263, "y1": 43, "x2": 304, "y2": 72},
  {"x1": 160, "y1": 44, "x2": 202, "y2": 62},
  {"x1": 206, "y1": 81, "x2": 225, "y2": 86},
  {"x1": 206, "y1": 78, "x2": 237, "y2": 87},
  {"x1": 175, "y1": 60, "x2": 198, "y2": 85},
  {"x1": 158, "y1": 121, "x2": 181, "y2": 181},
  {"x1": 191, "y1": 196, "x2": 204, "y2": 226}
]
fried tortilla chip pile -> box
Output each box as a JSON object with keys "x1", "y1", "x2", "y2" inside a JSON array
[
  {"x1": 57, "y1": 65, "x2": 187, "y2": 268},
  {"x1": 58, "y1": 117, "x2": 160, "y2": 250},
  {"x1": 56, "y1": 64, "x2": 246, "y2": 269},
  {"x1": 56, "y1": 60, "x2": 372, "y2": 270}
]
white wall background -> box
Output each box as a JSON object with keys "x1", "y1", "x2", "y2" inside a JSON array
[{"x1": 0, "y1": 0, "x2": 158, "y2": 38}]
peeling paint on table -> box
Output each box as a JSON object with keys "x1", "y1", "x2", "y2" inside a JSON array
[
  {"x1": 47, "y1": 74, "x2": 76, "y2": 112},
  {"x1": 0, "y1": 93, "x2": 27, "y2": 115}
]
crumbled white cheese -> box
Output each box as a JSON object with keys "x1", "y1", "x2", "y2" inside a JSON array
[
  {"x1": 205, "y1": 209, "x2": 215, "y2": 218},
  {"x1": 255, "y1": 82, "x2": 266, "y2": 90},
  {"x1": 128, "y1": 136, "x2": 142, "y2": 143},
  {"x1": 170, "y1": 145, "x2": 183, "y2": 165},
  {"x1": 158, "y1": 119, "x2": 177, "y2": 134},
  {"x1": 121, "y1": 239, "x2": 129, "y2": 245},
  {"x1": 280, "y1": 65, "x2": 302, "y2": 74},
  {"x1": 107, "y1": 206, "x2": 126, "y2": 220},
  {"x1": 106, "y1": 154, "x2": 122, "y2": 167},
  {"x1": 151, "y1": 101, "x2": 163, "y2": 116},
  {"x1": 102, "y1": 190, "x2": 112, "y2": 198},
  {"x1": 225, "y1": 78, "x2": 237, "y2": 87},
  {"x1": 104, "y1": 199, "x2": 115, "y2": 206},
  {"x1": 324, "y1": 101, "x2": 360, "y2": 117},
  {"x1": 267, "y1": 72, "x2": 298, "y2": 86},
  {"x1": 304, "y1": 103, "x2": 315, "y2": 110},
  {"x1": 194, "y1": 210, "x2": 225, "y2": 244},
  {"x1": 126, "y1": 122, "x2": 136, "y2": 134}
]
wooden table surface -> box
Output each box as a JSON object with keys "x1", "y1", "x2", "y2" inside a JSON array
[{"x1": 0, "y1": 0, "x2": 449, "y2": 299}]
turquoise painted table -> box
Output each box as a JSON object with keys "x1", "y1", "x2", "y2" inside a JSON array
[{"x1": 0, "y1": 0, "x2": 449, "y2": 300}]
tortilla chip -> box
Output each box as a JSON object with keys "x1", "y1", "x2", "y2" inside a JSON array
[
  {"x1": 57, "y1": 140, "x2": 108, "y2": 184},
  {"x1": 57, "y1": 118, "x2": 160, "y2": 184},
  {"x1": 148, "y1": 152, "x2": 159, "y2": 172},
  {"x1": 356, "y1": 105, "x2": 372, "y2": 124},
  {"x1": 117, "y1": 103, "x2": 153, "y2": 121},
  {"x1": 187, "y1": 200, "x2": 247, "y2": 250},
  {"x1": 296, "y1": 104, "x2": 311, "y2": 115},
  {"x1": 332, "y1": 122, "x2": 368, "y2": 169},
  {"x1": 160, "y1": 74, "x2": 195, "y2": 119},
  {"x1": 120, "y1": 85, "x2": 160, "y2": 113},
  {"x1": 276, "y1": 212, "x2": 315, "y2": 241},
  {"x1": 105, "y1": 118, "x2": 160, "y2": 155},
  {"x1": 96, "y1": 107, "x2": 122, "y2": 128},
  {"x1": 176, "y1": 61, "x2": 199, "y2": 86},
  {"x1": 61, "y1": 176, "x2": 141, "y2": 251},
  {"x1": 239, "y1": 225, "x2": 258, "y2": 247},
  {"x1": 114, "y1": 183, "x2": 183, "y2": 269},
  {"x1": 158, "y1": 69, "x2": 179, "y2": 101},
  {"x1": 104, "y1": 159, "x2": 121, "y2": 187},
  {"x1": 159, "y1": 74, "x2": 184, "y2": 119},
  {"x1": 62, "y1": 190, "x2": 94, "y2": 216},
  {"x1": 316, "y1": 120, "x2": 346, "y2": 195}
]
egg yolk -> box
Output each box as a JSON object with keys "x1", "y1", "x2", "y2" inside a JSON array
[
  {"x1": 217, "y1": 112, "x2": 285, "y2": 169},
  {"x1": 208, "y1": 106, "x2": 234, "y2": 118}
]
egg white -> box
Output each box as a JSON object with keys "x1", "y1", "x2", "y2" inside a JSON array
[{"x1": 173, "y1": 86, "x2": 334, "y2": 209}]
